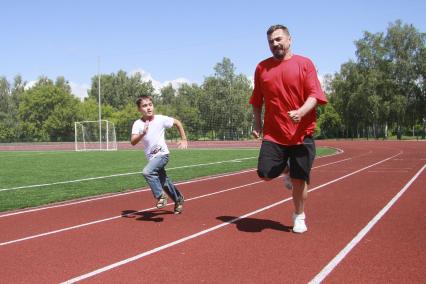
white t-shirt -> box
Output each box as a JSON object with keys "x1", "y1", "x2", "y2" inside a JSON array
[{"x1": 131, "y1": 115, "x2": 174, "y2": 160}]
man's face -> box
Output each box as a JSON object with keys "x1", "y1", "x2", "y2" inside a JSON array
[
  {"x1": 139, "y1": 99, "x2": 154, "y2": 117},
  {"x1": 268, "y1": 29, "x2": 291, "y2": 60}
]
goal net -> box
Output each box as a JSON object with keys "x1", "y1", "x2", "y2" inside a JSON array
[{"x1": 74, "y1": 120, "x2": 117, "y2": 151}]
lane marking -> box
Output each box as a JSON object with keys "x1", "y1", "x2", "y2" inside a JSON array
[
  {"x1": 0, "y1": 157, "x2": 257, "y2": 192},
  {"x1": 0, "y1": 180, "x2": 263, "y2": 247},
  {"x1": 0, "y1": 152, "x2": 345, "y2": 218},
  {"x1": 0, "y1": 157, "x2": 361, "y2": 245},
  {"x1": 61, "y1": 152, "x2": 401, "y2": 283},
  {"x1": 309, "y1": 163, "x2": 426, "y2": 284},
  {"x1": 0, "y1": 169, "x2": 256, "y2": 218}
]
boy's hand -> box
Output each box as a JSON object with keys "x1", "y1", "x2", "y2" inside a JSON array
[
  {"x1": 177, "y1": 139, "x2": 188, "y2": 149},
  {"x1": 140, "y1": 122, "x2": 149, "y2": 135}
]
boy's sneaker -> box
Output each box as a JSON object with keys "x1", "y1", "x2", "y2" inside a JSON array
[
  {"x1": 174, "y1": 195, "x2": 185, "y2": 214},
  {"x1": 284, "y1": 174, "x2": 293, "y2": 190},
  {"x1": 156, "y1": 193, "x2": 168, "y2": 209},
  {"x1": 292, "y1": 213, "x2": 307, "y2": 233}
]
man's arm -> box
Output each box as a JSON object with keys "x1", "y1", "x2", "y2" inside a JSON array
[
  {"x1": 173, "y1": 119, "x2": 188, "y2": 149},
  {"x1": 252, "y1": 106, "x2": 262, "y2": 139},
  {"x1": 288, "y1": 97, "x2": 318, "y2": 123}
]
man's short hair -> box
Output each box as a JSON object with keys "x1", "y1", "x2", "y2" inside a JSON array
[
  {"x1": 136, "y1": 95, "x2": 153, "y2": 108},
  {"x1": 267, "y1": 25, "x2": 290, "y2": 36}
]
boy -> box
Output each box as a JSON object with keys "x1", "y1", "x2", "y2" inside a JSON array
[{"x1": 131, "y1": 95, "x2": 188, "y2": 214}]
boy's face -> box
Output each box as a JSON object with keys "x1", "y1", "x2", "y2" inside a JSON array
[{"x1": 138, "y1": 98, "x2": 154, "y2": 118}]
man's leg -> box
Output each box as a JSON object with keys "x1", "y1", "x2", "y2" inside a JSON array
[
  {"x1": 292, "y1": 178, "x2": 307, "y2": 214},
  {"x1": 257, "y1": 140, "x2": 287, "y2": 181},
  {"x1": 291, "y1": 178, "x2": 308, "y2": 233},
  {"x1": 289, "y1": 136, "x2": 315, "y2": 233}
]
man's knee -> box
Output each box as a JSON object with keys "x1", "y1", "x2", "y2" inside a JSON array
[{"x1": 257, "y1": 169, "x2": 279, "y2": 181}]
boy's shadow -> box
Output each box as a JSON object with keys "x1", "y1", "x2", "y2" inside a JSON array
[
  {"x1": 121, "y1": 210, "x2": 172, "y2": 222},
  {"x1": 217, "y1": 216, "x2": 292, "y2": 233}
]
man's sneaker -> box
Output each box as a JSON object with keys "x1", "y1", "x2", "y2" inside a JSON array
[
  {"x1": 156, "y1": 193, "x2": 168, "y2": 209},
  {"x1": 292, "y1": 213, "x2": 307, "y2": 233},
  {"x1": 174, "y1": 195, "x2": 185, "y2": 214},
  {"x1": 284, "y1": 174, "x2": 293, "y2": 190}
]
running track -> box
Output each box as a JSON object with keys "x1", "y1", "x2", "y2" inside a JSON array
[{"x1": 0, "y1": 140, "x2": 425, "y2": 283}]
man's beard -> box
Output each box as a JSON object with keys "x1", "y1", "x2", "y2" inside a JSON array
[{"x1": 272, "y1": 49, "x2": 285, "y2": 59}]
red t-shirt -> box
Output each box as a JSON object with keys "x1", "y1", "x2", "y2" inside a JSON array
[{"x1": 249, "y1": 55, "x2": 327, "y2": 145}]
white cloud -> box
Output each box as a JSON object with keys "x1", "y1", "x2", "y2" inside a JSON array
[
  {"x1": 130, "y1": 68, "x2": 191, "y2": 94},
  {"x1": 24, "y1": 80, "x2": 36, "y2": 90},
  {"x1": 70, "y1": 82, "x2": 90, "y2": 101},
  {"x1": 24, "y1": 80, "x2": 90, "y2": 101},
  {"x1": 25, "y1": 69, "x2": 191, "y2": 101}
]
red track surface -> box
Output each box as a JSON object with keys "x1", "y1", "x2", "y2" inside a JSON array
[{"x1": 0, "y1": 140, "x2": 425, "y2": 283}]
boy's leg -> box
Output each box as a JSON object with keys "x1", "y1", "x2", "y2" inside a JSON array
[
  {"x1": 160, "y1": 169, "x2": 183, "y2": 203},
  {"x1": 142, "y1": 155, "x2": 169, "y2": 202},
  {"x1": 161, "y1": 174, "x2": 184, "y2": 214},
  {"x1": 155, "y1": 156, "x2": 184, "y2": 214}
]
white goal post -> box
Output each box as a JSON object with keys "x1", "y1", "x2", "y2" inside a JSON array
[{"x1": 74, "y1": 120, "x2": 117, "y2": 151}]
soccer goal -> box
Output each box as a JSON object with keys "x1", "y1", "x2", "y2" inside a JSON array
[{"x1": 74, "y1": 120, "x2": 117, "y2": 151}]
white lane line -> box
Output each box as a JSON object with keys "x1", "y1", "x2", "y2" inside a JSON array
[
  {"x1": 0, "y1": 157, "x2": 256, "y2": 192},
  {"x1": 61, "y1": 152, "x2": 401, "y2": 283},
  {"x1": 0, "y1": 169, "x2": 256, "y2": 218},
  {"x1": 0, "y1": 157, "x2": 360, "y2": 245},
  {"x1": 0, "y1": 151, "x2": 345, "y2": 218},
  {"x1": 0, "y1": 180, "x2": 263, "y2": 247},
  {"x1": 309, "y1": 163, "x2": 425, "y2": 284}
]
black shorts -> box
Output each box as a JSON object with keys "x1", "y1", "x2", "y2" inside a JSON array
[{"x1": 257, "y1": 137, "x2": 316, "y2": 183}]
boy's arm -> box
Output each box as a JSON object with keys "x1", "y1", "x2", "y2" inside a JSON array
[
  {"x1": 130, "y1": 122, "x2": 149, "y2": 146},
  {"x1": 173, "y1": 118, "x2": 188, "y2": 149}
]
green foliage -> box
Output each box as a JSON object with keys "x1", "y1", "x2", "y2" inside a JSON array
[
  {"x1": 326, "y1": 20, "x2": 425, "y2": 139},
  {"x1": 88, "y1": 70, "x2": 155, "y2": 109},
  {"x1": 317, "y1": 104, "x2": 342, "y2": 138},
  {"x1": 18, "y1": 80, "x2": 80, "y2": 141},
  {"x1": 111, "y1": 103, "x2": 140, "y2": 141}
]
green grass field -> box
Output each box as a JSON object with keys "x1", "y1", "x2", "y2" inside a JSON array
[{"x1": 0, "y1": 147, "x2": 335, "y2": 212}]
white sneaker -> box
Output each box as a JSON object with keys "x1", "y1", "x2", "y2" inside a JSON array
[
  {"x1": 284, "y1": 174, "x2": 293, "y2": 190},
  {"x1": 293, "y1": 213, "x2": 307, "y2": 233}
]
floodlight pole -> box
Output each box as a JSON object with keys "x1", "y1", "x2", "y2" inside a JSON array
[{"x1": 98, "y1": 56, "x2": 102, "y2": 150}]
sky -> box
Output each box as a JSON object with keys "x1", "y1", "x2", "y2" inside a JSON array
[{"x1": 2, "y1": 0, "x2": 425, "y2": 100}]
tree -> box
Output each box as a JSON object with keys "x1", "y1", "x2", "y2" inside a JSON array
[
  {"x1": 327, "y1": 20, "x2": 425, "y2": 139},
  {"x1": 0, "y1": 75, "x2": 26, "y2": 142},
  {"x1": 88, "y1": 70, "x2": 155, "y2": 109},
  {"x1": 19, "y1": 82, "x2": 80, "y2": 141},
  {"x1": 201, "y1": 58, "x2": 252, "y2": 140}
]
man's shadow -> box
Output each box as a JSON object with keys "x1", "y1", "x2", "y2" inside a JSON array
[
  {"x1": 217, "y1": 216, "x2": 292, "y2": 233},
  {"x1": 121, "y1": 210, "x2": 172, "y2": 222}
]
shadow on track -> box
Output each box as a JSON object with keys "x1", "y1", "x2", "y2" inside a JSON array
[
  {"x1": 217, "y1": 216, "x2": 292, "y2": 233},
  {"x1": 121, "y1": 210, "x2": 173, "y2": 222}
]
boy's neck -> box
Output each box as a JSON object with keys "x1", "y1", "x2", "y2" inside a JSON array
[{"x1": 141, "y1": 115, "x2": 154, "y2": 122}]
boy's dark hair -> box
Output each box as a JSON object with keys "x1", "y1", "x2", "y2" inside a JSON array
[
  {"x1": 136, "y1": 95, "x2": 153, "y2": 108},
  {"x1": 267, "y1": 25, "x2": 290, "y2": 36}
]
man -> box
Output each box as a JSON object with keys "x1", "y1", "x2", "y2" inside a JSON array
[
  {"x1": 250, "y1": 25, "x2": 327, "y2": 233},
  {"x1": 131, "y1": 95, "x2": 187, "y2": 214}
]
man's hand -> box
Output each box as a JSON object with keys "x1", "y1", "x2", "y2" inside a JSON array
[
  {"x1": 252, "y1": 129, "x2": 261, "y2": 139},
  {"x1": 288, "y1": 110, "x2": 302, "y2": 123},
  {"x1": 177, "y1": 139, "x2": 188, "y2": 149}
]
